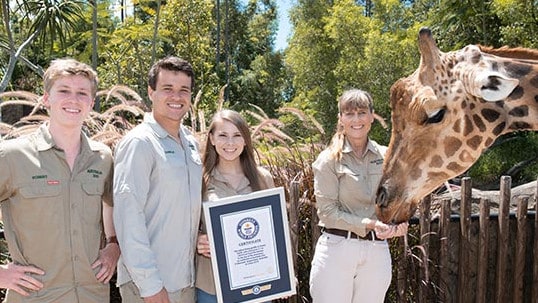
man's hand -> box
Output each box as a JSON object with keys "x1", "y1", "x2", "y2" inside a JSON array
[
  {"x1": 91, "y1": 242, "x2": 120, "y2": 284},
  {"x1": 0, "y1": 263, "x2": 45, "y2": 296},
  {"x1": 197, "y1": 234, "x2": 211, "y2": 258},
  {"x1": 144, "y1": 287, "x2": 170, "y2": 303}
]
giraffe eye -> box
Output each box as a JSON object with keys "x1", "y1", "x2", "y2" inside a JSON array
[{"x1": 425, "y1": 108, "x2": 446, "y2": 124}]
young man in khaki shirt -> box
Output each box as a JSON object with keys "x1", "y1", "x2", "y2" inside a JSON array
[{"x1": 0, "y1": 58, "x2": 120, "y2": 302}]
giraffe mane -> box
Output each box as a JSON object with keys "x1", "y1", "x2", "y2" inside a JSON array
[{"x1": 478, "y1": 45, "x2": 538, "y2": 60}]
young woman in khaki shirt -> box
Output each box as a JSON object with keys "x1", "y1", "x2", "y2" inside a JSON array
[
  {"x1": 195, "y1": 110, "x2": 275, "y2": 303},
  {"x1": 309, "y1": 89, "x2": 408, "y2": 303}
]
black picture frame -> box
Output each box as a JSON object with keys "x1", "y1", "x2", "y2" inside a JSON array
[{"x1": 203, "y1": 187, "x2": 296, "y2": 303}]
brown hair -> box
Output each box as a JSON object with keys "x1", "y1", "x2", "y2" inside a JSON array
[
  {"x1": 202, "y1": 109, "x2": 268, "y2": 195},
  {"x1": 148, "y1": 56, "x2": 195, "y2": 91},
  {"x1": 43, "y1": 58, "x2": 98, "y2": 97},
  {"x1": 328, "y1": 89, "x2": 374, "y2": 160}
]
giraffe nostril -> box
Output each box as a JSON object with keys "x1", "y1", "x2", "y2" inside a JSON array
[{"x1": 376, "y1": 186, "x2": 388, "y2": 208}]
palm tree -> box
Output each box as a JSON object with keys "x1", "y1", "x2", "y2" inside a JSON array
[{"x1": 0, "y1": 0, "x2": 86, "y2": 93}]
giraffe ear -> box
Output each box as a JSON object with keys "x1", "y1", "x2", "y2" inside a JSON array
[{"x1": 474, "y1": 71, "x2": 519, "y2": 102}]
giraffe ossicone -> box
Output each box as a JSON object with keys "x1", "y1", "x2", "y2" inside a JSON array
[{"x1": 375, "y1": 27, "x2": 538, "y2": 224}]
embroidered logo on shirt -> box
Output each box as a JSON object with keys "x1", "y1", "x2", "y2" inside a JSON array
[
  {"x1": 87, "y1": 169, "x2": 102, "y2": 178},
  {"x1": 47, "y1": 180, "x2": 60, "y2": 185},
  {"x1": 370, "y1": 159, "x2": 384, "y2": 165},
  {"x1": 32, "y1": 175, "x2": 47, "y2": 180},
  {"x1": 165, "y1": 150, "x2": 175, "y2": 154}
]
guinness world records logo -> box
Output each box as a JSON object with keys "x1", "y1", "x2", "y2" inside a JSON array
[{"x1": 237, "y1": 217, "x2": 259, "y2": 240}]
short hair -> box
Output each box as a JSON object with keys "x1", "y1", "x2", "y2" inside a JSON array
[
  {"x1": 43, "y1": 58, "x2": 99, "y2": 97},
  {"x1": 147, "y1": 56, "x2": 195, "y2": 91}
]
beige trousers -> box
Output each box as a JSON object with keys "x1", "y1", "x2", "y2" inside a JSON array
[{"x1": 119, "y1": 281, "x2": 195, "y2": 303}]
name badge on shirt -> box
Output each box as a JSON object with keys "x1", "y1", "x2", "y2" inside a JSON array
[{"x1": 370, "y1": 159, "x2": 383, "y2": 165}]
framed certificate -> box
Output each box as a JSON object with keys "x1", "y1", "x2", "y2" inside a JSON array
[{"x1": 203, "y1": 187, "x2": 296, "y2": 303}]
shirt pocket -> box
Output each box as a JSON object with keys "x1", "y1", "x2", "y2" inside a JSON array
[
  {"x1": 81, "y1": 182, "x2": 104, "y2": 228},
  {"x1": 335, "y1": 164, "x2": 363, "y2": 192},
  {"x1": 17, "y1": 185, "x2": 63, "y2": 232}
]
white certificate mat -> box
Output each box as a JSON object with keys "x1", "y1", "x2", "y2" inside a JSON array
[{"x1": 203, "y1": 187, "x2": 296, "y2": 303}]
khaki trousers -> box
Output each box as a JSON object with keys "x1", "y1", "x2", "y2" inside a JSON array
[{"x1": 119, "y1": 281, "x2": 195, "y2": 303}]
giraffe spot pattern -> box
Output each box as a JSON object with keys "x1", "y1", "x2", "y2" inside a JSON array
[
  {"x1": 509, "y1": 121, "x2": 532, "y2": 129},
  {"x1": 447, "y1": 161, "x2": 464, "y2": 173},
  {"x1": 481, "y1": 108, "x2": 500, "y2": 122},
  {"x1": 430, "y1": 155, "x2": 443, "y2": 168},
  {"x1": 472, "y1": 114, "x2": 486, "y2": 132},
  {"x1": 463, "y1": 115, "x2": 474, "y2": 135},
  {"x1": 459, "y1": 150, "x2": 474, "y2": 162},
  {"x1": 466, "y1": 135, "x2": 483, "y2": 150},
  {"x1": 492, "y1": 122, "x2": 506, "y2": 136},
  {"x1": 469, "y1": 102, "x2": 475, "y2": 110},
  {"x1": 508, "y1": 106, "x2": 529, "y2": 117},
  {"x1": 452, "y1": 119, "x2": 461, "y2": 133},
  {"x1": 444, "y1": 137, "x2": 462, "y2": 157},
  {"x1": 485, "y1": 137, "x2": 493, "y2": 147},
  {"x1": 504, "y1": 62, "x2": 532, "y2": 78}
]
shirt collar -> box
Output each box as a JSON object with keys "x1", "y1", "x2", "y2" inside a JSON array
[
  {"x1": 211, "y1": 168, "x2": 250, "y2": 190},
  {"x1": 35, "y1": 122, "x2": 101, "y2": 153},
  {"x1": 144, "y1": 112, "x2": 171, "y2": 139},
  {"x1": 342, "y1": 138, "x2": 376, "y2": 154}
]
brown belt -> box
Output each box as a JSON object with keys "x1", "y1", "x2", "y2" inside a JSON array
[{"x1": 323, "y1": 228, "x2": 383, "y2": 241}]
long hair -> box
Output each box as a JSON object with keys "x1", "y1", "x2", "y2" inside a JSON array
[
  {"x1": 328, "y1": 89, "x2": 374, "y2": 160},
  {"x1": 202, "y1": 109, "x2": 267, "y2": 195}
]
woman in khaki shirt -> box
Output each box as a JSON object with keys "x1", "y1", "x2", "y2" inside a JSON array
[
  {"x1": 195, "y1": 110, "x2": 274, "y2": 303},
  {"x1": 309, "y1": 89, "x2": 408, "y2": 303}
]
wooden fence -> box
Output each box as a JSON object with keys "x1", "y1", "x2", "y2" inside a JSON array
[{"x1": 287, "y1": 176, "x2": 538, "y2": 303}]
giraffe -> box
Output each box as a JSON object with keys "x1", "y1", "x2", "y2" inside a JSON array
[{"x1": 375, "y1": 27, "x2": 538, "y2": 224}]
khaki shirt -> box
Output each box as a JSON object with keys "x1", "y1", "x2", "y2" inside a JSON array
[
  {"x1": 195, "y1": 167, "x2": 274, "y2": 295},
  {"x1": 312, "y1": 139, "x2": 386, "y2": 237},
  {"x1": 0, "y1": 124, "x2": 113, "y2": 303},
  {"x1": 113, "y1": 113, "x2": 203, "y2": 297}
]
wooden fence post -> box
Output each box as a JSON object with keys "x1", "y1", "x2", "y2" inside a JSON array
[
  {"x1": 439, "y1": 198, "x2": 451, "y2": 302},
  {"x1": 396, "y1": 235, "x2": 408, "y2": 303},
  {"x1": 476, "y1": 198, "x2": 489, "y2": 303},
  {"x1": 419, "y1": 195, "x2": 431, "y2": 302},
  {"x1": 496, "y1": 176, "x2": 511, "y2": 303},
  {"x1": 514, "y1": 196, "x2": 529, "y2": 302},
  {"x1": 458, "y1": 177, "x2": 472, "y2": 303}
]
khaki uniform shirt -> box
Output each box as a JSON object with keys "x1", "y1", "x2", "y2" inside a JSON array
[
  {"x1": 195, "y1": 167, "x2": 274, "y2": 295},
  {"x1": 0, "y1": 124, "x2": 113, "y2": 303},
  {"x1": 113, "y1": 113, "x2": 203, "y2": 297},
  {"x1": 312, "y1": 139, "x2": 386, "y2": 237}
]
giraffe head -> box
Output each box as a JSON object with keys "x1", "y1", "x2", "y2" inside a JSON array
[{"x1": 375, "y1": 27, "x2": 538, "y2": 223}]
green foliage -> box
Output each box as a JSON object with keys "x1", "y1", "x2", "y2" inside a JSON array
[{"x1": 468, "y1": 132, "x2": 538, "y2": 189}]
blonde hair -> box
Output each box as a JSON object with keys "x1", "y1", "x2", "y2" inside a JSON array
[
  {"x1": 328, "y1": 89, "x2": 374, "y2": 160},
  {"x1": 43, "y1": 58, "x2": 99, "y2": 97}
]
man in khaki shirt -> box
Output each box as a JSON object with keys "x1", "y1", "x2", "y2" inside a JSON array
[{"x1": 0, "y1": 58, "x2": 120, "y2": 302}]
